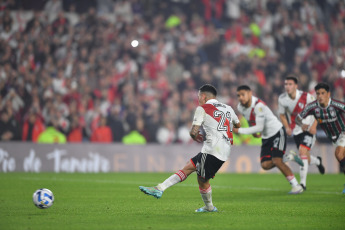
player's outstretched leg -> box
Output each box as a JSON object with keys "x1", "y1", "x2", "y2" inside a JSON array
[
  {"x1": 139, "y1": 170, "x2": 188, "y2": 199},
  {"x1": 139, "y1": 186, "x2": 163, "y2": 199},
  {"x1": 285, "y1": 150, "x2": 304, "y2": 167}
]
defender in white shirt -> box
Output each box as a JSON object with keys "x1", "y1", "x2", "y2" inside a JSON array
[
  {"x1": 278, "y1": 76, "x2": 325, "y2": 190},
  {"x1": 233, "y1": 85, "x2": 303, "y2": 194},
  {"x1": 139, "y1": 84, "x2": 241, "y2": 212}
]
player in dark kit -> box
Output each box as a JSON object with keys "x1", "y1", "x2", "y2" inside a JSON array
[{"x1": 296, "y1": 83, "x2": 345, "y2": 193}]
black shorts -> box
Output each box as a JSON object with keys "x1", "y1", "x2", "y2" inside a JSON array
[
  {"x1": 260, "y1": 127, "x2": 286, "y2": 163},
  {"x1": 293, "y1": 132, "x2": 314, "y2": 150},
  {"x1": 191, "y1": 152, "x2": 224, "y2": 180}
]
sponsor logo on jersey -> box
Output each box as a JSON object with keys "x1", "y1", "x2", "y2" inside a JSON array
[{"x1": 315, "y1": 108, "x2": 320, "y2": 118}]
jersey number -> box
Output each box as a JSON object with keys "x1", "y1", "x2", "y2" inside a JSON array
[{"x1": 213, "y1": 111, "x2": 232, "y2": 132}]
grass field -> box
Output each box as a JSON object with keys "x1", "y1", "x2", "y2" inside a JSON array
[{"x1": 0, "y1": 173, "x2": 344, "y2": 230}]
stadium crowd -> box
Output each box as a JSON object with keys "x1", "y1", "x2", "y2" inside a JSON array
[{"x1": 0, "y1": 0, "x2": 345, "y2": 144}]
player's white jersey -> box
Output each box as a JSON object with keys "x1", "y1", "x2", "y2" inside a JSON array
[
  {"x1": 237, "y1": 96, "x2": 282, "y2": 139},
  {"x1": 192, "y1": 99, "x2": 240, "y2": 161},
  {"x1": 278, "y1": 90, "x2": 315, "y2": 135}
]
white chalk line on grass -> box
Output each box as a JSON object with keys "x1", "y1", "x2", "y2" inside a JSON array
[{"x1": 20, "y1": 176, "x2": 342, "y2": 195}]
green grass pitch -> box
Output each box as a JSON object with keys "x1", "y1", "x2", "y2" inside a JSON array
[{"x1": 0, "y1": 172, "x2": 344, "y2": 230}]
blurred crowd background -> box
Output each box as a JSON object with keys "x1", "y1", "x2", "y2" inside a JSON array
[{"x1": 1, "y1": 0, "x2": 345, "y2": 144}]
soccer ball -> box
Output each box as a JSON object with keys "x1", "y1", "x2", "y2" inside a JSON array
[{"x1": 32, "y1": 188, "x2": 54, "y2": 209}]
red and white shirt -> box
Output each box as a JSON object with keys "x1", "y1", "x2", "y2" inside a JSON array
[
  {"x1": 192, "y1": 99, "x2": 240, "y2": 161},
  {"x1": 237, "y1": 96, "x2": 282, "y2": 139},
  {"x1": 278, "y1": 90, "x2": 315, "y2": 135}
]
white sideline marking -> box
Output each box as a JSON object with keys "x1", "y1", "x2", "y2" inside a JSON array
[{"x1": 21, "y1": 176, "x2": 342, "y2": 195}]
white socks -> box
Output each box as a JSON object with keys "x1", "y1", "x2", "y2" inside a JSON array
[
  {"x1": 286, "y1": 175, "x2": 299, "y2": 187},
  {"x1": 156, "y1": 170, "x2": 187, "y2": 191},
  {"x1": 199, "y1": 186, "x2": 214, "y2": 210},
  {"x1": 300, "y1": 157, "x2": 309, "y2": 187}
]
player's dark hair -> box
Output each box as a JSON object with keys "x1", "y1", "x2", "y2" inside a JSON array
[
  {"x1": 199, "y1": 84, "x2": 217, "y2": 96},
  {"x1": 237, "y1": 85, "x2": 251, "y2": 92},
  {"x1": 285, "y1": 75, "x2": 298, "y2": 84},
  {"x1": 314, "y1": 82, "x2": 330, "y2": 92}
]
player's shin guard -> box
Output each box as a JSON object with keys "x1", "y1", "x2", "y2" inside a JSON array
[
  {"x1": 156, "y1": 170, "x2": 187, "y2": 191},
  {"x1": 300, "y1": 156, "x2": 309, "y2": 187},
  {"x1": 199, "y1": 185, "x2": 214, "y2": 211}
]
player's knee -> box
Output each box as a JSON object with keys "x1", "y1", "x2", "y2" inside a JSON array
[{"x1": 261, "y1": 161, "x2": 272, "y2": 170}]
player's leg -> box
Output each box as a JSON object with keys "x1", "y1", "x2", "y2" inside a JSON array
[
  {"x1": 335, "y1": 146, "x2": 345, "y2": 174},
  {"x1": 298, "y1": 146, "x2": 309, "y2": 190},
  {"x1": 260, "y1": 139, "x2": 275, "y2": 170},
  {"x1": 194, "y1": 153, "x2": 224, "y2": 212},
  {"x1": 139, "y1": 156, "x2": 196, "y2": 198},
  {"x1": 272, "y1": 128, "x2": 303, "y2": 194}
]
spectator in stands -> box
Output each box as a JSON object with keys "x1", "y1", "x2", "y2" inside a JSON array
[
  {"x1": 107, "y1": 105, "x2": 125, "y2": 142},
  {"x1": 0, "y1": 109, "x2": 20, "y2": 141},
  {"x1": 122, "y1": 119, "x2": 147, "y2": 145},
  {"x1": 22, "y1": 109, "x2": 45, "y2": 142},
  {"x1": 67, "y1": 114, "x2": 83, "y2": 143},
  {"x1": 37, "y1": 116, "x2": 66, "y2": 143},
  {"x1": 90, "y1": 115, "x2": 112, "y2": 143}
]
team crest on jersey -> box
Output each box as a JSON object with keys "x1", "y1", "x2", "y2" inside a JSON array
[
  {"x1": 298, "y1": 102, "x2": 304, "y2": 109},
  {"x1": 329, "y1": 107, "x2": 336, "y2": 118},
  {"x1": 315, "y1": 108, "x2": 320, "y2": 118}
]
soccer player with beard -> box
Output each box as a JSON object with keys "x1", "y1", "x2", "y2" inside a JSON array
[
  {"x1": 139, "y1": 84, "x2": 241, "y2": 212},
  {"x1": 278, "y1": 76, "x2": 325, "y2": 191},
  {"x1": 296, "y1": 82, "x2": 345, "y2": 192},
  {"x1": 233, "y1": 85, "x2": 303, "y2": 194}
]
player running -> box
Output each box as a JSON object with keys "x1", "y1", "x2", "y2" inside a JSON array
[
  {"x1": 139, "y1": 84, "x2": 241, "y2": 212},
  {"x1": 278, "y1": 76, "x2": 325, "y2": 190},
  {"x1": 296, "y1": 83, "x2": 345, "y2": 192},
  {"x1": 233, "y1": 85, "x2": 303, "y2": 194}
]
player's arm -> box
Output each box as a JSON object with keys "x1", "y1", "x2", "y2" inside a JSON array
[
  {"x1": 189, "y1": 125, "x2": 203, "y2": 143},
  {"x1": 296, "y1": 103, "x2": 314, "y2": 127},
  {"x1": 277, "y1": 98, "x2": 291, "y2": 136},
  {"x1": 306, "y1": 119, "x2": 317, "y2": 134},
  {"x1": 280, "y1": 113, "x2": 292, "y2": 136},
  {"x1": 234, "y1": 105, "x2": 265, "y2": 135}
]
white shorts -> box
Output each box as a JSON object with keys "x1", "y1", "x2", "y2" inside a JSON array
[{"x1": 335, "y1": 133, "x2": 345, "y2": 147}]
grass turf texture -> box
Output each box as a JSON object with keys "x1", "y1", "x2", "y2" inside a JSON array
[{"x1": 0, "y1": 173, "x2": 344, "y2": 230}]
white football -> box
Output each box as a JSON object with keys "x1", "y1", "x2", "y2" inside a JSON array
[{"x1": 32, "y1": 188, "x2": 54, "y2": 209}]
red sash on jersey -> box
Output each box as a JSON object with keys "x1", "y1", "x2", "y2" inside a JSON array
[
  {"x1": 290, "y1": 92, "x2": 307, "y2": 130},
  {"x1": 201, "y1": 104, "x2": 233, "y2": 144},
  {"x1": 249, "y1": 99, "x2": 265, "y2": 126}
]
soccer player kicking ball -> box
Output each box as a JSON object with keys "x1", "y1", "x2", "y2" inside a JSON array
[
  {"x1": 278, "y1": 76, "x2": 325, "y2": 191},
  {"x1": 139, "y1": 84, "x2": 241, "y2": 212},
  {"x1": 296, "y1": 83, "x2": 345, "y2": 193},
  {"x1": 233, "y1": 85, "x2": 303, "y2": 194}
]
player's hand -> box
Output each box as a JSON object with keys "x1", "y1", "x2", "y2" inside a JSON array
[
  {"x1": 286, "y1": 127, "x2": 292, "y2": 136},
  {"x1": 232, "y1": 128, "x2": 239, "y2": 134},
  {"x1": 252, "y1": 133, "x2": 261, "y2": 138},
  {"x1": 195, "y1": 132, "x2": 204, "y2": 143}
]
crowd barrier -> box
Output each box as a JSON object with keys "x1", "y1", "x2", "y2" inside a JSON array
[{"x1": 0, "y1": 142, "x2": 340, "y2": 173}]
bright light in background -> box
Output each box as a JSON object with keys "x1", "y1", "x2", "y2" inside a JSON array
[
  {"x1": 131, "y1": 40, "x2": 139, "y2": 48},
  {"x1": 341, "y1": 70, "x2": 345, "y2": 78}
]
